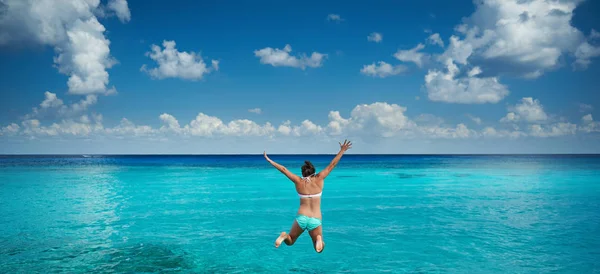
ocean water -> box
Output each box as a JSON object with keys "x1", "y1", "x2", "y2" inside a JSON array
[{"x1": 1, "y1": 155, "x2": 599, "y2": 273}]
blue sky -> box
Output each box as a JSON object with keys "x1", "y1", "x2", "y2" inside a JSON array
[{"x1": 1, "y1": 0, "x2": 600, "y2": 154}]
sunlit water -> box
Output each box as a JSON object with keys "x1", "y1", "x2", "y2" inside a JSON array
[{"x1": 1, "y1": 155, "x2": 599, "y2": 273}]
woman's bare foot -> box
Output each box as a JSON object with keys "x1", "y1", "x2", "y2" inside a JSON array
[
  {"x1": 275, "y1": 232, "x2": 288, "y2": 248},
  {"x1": 315, "y1": 235, "x2": 324, "y2": 253}
]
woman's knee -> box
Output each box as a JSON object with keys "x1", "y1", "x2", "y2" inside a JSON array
[{"x1": 286, "y1": 235, "x2": 298, "y2": 245}]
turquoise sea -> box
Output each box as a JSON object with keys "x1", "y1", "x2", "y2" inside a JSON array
[{"x1": 1, "y1": 155, "x2": 599, "y2": 273}]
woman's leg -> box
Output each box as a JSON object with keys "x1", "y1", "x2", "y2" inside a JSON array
[
  {"x1": 308, "y1": 225, "x2": 325, "y2": 253},
  {"x1": 275, "y1": 220, "x2": 304, "y2": 247}
]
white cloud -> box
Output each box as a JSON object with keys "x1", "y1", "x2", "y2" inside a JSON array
[
  {"x1": 0, "y1": 123, "x2": 20, "y2": 136},
  {"x1": 468, "y1": 66, "x2": 482, "y2": 77},
  {"x1": 501, "y1": 97, "x2": 548, "y2": 123},
  {"x1": 290, "y1": 120, "x2": 323, "y2": 137},
  {"x1": 500, "y1": 112, "x2": 520, "y2": 123},
  {"x1": 324, "y1": 103, "x2": 481, "y2": 139},
  {"x1": 440, "y1": 0, "x2": 595, "y2": 78},
  {"x1": 273, "y1": 120, "x2": 324, "y2": 137},
  {"x1": 327, "y1": 111, "x2": 351, "y2": 136},
  {"x1": 467, "y1": 114, "x2": 482, "y2": 125},
  {"x1": 424, "y1": 58, "x2": 509, "y2": 104},
  {"x1": 159, "y1": 113, "x2": 182, "y2": 134},
  {"x1": 248, "y1": 108, "x2": 262, "y2": 114},
  {"x1": 71, "y1": 95, "x2": 98, "y2": 113},
  {"x1": 325, "y1": 102, "x2": 416, "y2": 138},
  {"x1": 40, "y1": 92, "x2": 64, "y2": 109},
  {"x1": 418, "y1": 123, "x2": 478, "y2": 139},
  {"x1": 6, "y1": 98, "x2": 600, "y2": 142},
  {"x1": 327, "y1": 14, "x2": 343, "y2": 22},
  {"x1": 360, "y1": 61, "x2": 407, "y2": 78},
  {"x1": 141, "y1": 40, "x2": 218, "y2": 80},
  {"x1": 441, "y1": 35, "x2": 476, "y2": 66},
  {"x1": 0, "y1": 0, "x2": 126, "y2": 95},
  {"x1": 277, "y1": 121, "x2": 292, "y2": 136},
  {"x1": 107, "y1": 0, "x2": 131, "y2": 23},
  {"x1": 481, "y1": 127, "x2": 526, "y2": 139},
  {"x1": 394, "y1": 43, "x2": 428, "y2": 68},
  {"x1": 427, "y1": 33, "x2": 444, "y2": 47},
  {"x1": 573, "y1": 40, "x2": 600, "y2": 70},
  {"x1": 167, "y1": 113, "x2": 276, "y2": 137},
  {"x1": 529, "y1": 123, "x2": 577, "y2": 137},
  {"x1": 26, "y1": 92, "x2": 98, "y2": 119},
  {"x1": 106, "y1": 118, "x2": 155, "y2": 138},
  {"x1": 20, "y1": 115, "x2": 104, "y2": 138},
  {"x1": 580, "y1": 114, "x2": 600, "y2": 133},
  {"x1": 254, "y1": 44, "x2": 326, "y2": 69},
  {"x1": 367, "y1": 32, "x2": 383, "y2": 43},
  {"x1": 512, "y1": 97, "x2": 548, "y2": 122}
]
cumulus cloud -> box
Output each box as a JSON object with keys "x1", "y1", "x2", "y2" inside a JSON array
[
  {"x1": 26, "y1": 92, "x2": 98, "y2": 119},
  {"x1": 360, "y1": 61, "x2": 407, "y2": 78},
  {"x1": 159, "y1": 113, "x2": 182, "y2": 134},
  {"x1": 107, "y1": 0, "x2": 131, "y2": 23},
  {"x1": 580, "y1": 114, "x2": 600, "y2": 133},
  {"x1": 427, "y1": 33, "x2": 444, "y2": 47},
  {"x1": 106, "y1": 118, "x2": 155, "y2": 138},
  {"x1": 481, "y1": 127, "x2": 526, "y2": 139},
  {"x1": 500, "y1": 97, "x2": 548, "y2": 123},
  {"x1": 327, "y1": 14, "x2": 343, "y2": 22},
  {"x1": 323, "y1": 103, "x2": 482, "y2": 139},
  {"x1": 254, "y1": 44, "x2": 326, "y2": 69},
  {"x1": 0, "y1": 0, "x2": 127, "y2": 95},
  {"x1": 7, "y1": 101, "x2": 476, "y2": 141},
  {"x1": 20, "y1": 115, "x2": 104, "y2": 138},
  {"x1": 0, "y1": 123, "x2": 20, "y2": 136},
  {"x1": 394, "y1": 43, "x2": 428, "y2": 68},
  {"x1": 440, "y1": 0, "x2": 597, "y2": 78},
  {"x1": 467, "y1": 114, "x2": 482, "y2": 125},
  {"x1": 573, "y1": 37, "x2": 600, "y2": 70},
  {"x1": 141, "y1": 40, "x2": 219, "y2": 80},
  {"x1": 500, "y1": 112, "x2": 519, "y2": 123},
  {"x1": 277, "y1": 121, "x2": 292, "y2": 136},
  {"x1": 290, "y1": 120, "x2": 323, "y2": 137},
  {"x1": 418, "y1": 123, "x2": 478, "y2": 139},
  {"x1": 40, "y1": 92, "x2": 64, "y2": 109},
  {"x1": 324, "y1": 102, "x2": 416, "y2": 138},
  {"x1": 155, "y1": 113, "x2": 276, "y2": 137},
  {"x1": 248, "y1": 108, "x2": 262, "y2": 114},
  {"x1": 529, "y1": 123, "x2": 577, "y2": 137},
  {"x1": 367, "y1": 32, "x2": 383, "y2": 43},
  {"x1": 424, "y1": 58, "x2": 509, "y2": 104}
]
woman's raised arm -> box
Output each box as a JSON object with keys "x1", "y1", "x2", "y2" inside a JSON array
[
  {"x1": 264, "y1": 151, "x2": 301, "y2": 184},
  {"x1": 317, "y1": 140, "x2": 352, "y2": 179}
]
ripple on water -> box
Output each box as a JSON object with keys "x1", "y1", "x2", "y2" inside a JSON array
[{"x1": 97, "y1": 243, "x2": 194, "y2": 273}]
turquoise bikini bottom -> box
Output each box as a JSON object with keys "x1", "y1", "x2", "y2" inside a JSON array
[{"x1": 295, "y1": 214, "x2": 322, "y2": 231}]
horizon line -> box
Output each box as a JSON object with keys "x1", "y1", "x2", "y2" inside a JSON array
[{"x1": 1, "y1": 153, "x2": 600, "y2": 156}]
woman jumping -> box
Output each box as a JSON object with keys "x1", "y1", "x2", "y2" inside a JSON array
[{"x1": 263, "y1": 140, "x2": 352, "y2": 253}]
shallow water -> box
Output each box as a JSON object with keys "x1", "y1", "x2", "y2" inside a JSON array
[{"x1": 1, "y1": 155, "x2": 599, "y2": 273}]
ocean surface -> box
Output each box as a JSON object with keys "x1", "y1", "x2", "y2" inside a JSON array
[{"x1": 1, "y1": 155, "x2": 599, "y2": 273}]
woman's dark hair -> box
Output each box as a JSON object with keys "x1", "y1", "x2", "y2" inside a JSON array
[{"x1": 301, "y1": 160, "x2": 316, "y2": 177}]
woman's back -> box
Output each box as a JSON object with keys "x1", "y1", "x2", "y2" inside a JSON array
[{"x1": 295, "y1": 175, "x2": 324, "y2": 218}]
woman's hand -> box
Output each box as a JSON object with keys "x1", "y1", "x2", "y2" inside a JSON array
[
  {"x1": 339, "y1": 139, "x2": 352, "y2": 152},
  {"x1": 263, "y1": 151, "x2": 271, "y2": 162}
]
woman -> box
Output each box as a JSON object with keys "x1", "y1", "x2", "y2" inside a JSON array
[{"x1": 263, "y1": 140, "x2": 352, "y2": 253}]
